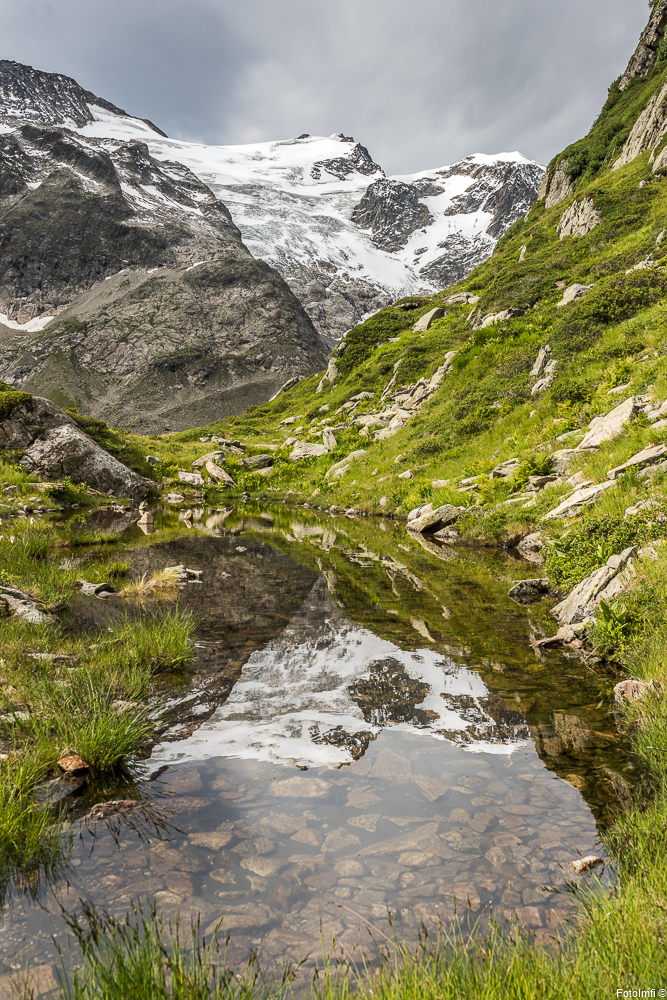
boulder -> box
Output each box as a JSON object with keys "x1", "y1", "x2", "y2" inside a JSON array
[
  {"x1": 205, "y1": 460, "x2": 237, "y2": 487},
  {"x1": 530, "y1": 345, "x2": 552, "y2": 378},
  {"x1": 550, "y1": 546, "x2": 636, "y2": 625},
  {"x1": 541, "y1": 480, "x2": 616, "y2": 521},
  {"x1": 0, "y1": 585, "x2": 55, "y2": 625},
  {"x1": 475, "y1": 309, "x2": 515, "y2": 330},
  {"x1": 508, "y1": 579, "x2": 550, "y2": 604},
  {"x1": 577, "y1": 396, "x2": 641, "y2": 450},
  {"x1": 412, "y1": 307, "x2": 444, "y2": 332},
  {"x1": 322, "y1": 428, "x2": 337, "y2": 451},
  {"x1": 192, "y1": 450, "x2": 226, "y2": 469},
  {"x1": 531, "y1": 360, "x2": 557, "y2": 395},
  {"x1": 241, "y1": 454, "x2": 274, "y2": 469},
  {"x1": 325, "y1": 450, "x2": 366, "y2": 480},
  {"x1": 516, "y1": 532, "x2": 545, "y2": 564},
  {"x1": 489, "y1": 458, "x2": 520, "y2": 480},
  {"x1": 165, "y1": 492, "x2": 185, "y2": 503},
  {"x1": 556, "y1": 283, "x2": 594, "y2": 307},
  {"x1": 408, "y1": 504, "x2": 463, "y2": 535},
  {"x1": 551, "y1": 449, "x2": 580, "y2": 475},
  {"x1": 21, "y1": 424, "x2": 153, "y2": 500},
  {"x1": 557, "y1": 198, "x2": 602, "y2": 240},
  {"x1": 408, "y1": 502, "x2": 433, "y2": 523},
  {"x1": 178, "y1": 470, "x2": 205, "y2": 486},
  {"x1": 607, "y1": 443, "x2": 667, "y2": 480},
  {"x1": 290, "y1": 442, "x2": 329, "y2": 461}
]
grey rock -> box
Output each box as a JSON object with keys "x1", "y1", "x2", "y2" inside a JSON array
[
  {"x1": 205, "y1": 460, "x2": 237, "y2": 487},
  {"x1": 541, "y1": 480, "x2": 616, "y2": 521},
  {"x1": 537, "y1": 160, "x2": 573, "y2": 209},
  {"x1": 412, "y1": 307, "x2": 444, "y2": 332},
  {"x1": 241, "y1": 454, "x2": 274, "y2": 469},
  {"x1": 531, "y1": 359, "x2": 557, "y2": 395},
  {"x1": 556, "y1": 283, "x2": 594, "y2": 307},
  {"x1": 508, "y1": 578, "x2": 550, "y2": 604},
  {"x1": 324, "y1": 449, "x2": 366, "y2": 480},
  {"x1": 550, "y1": 546, "x2": 636, "y2": 625},
  {"x1": 578, "y1": 396, "x2": 641, "y2": 449},
  {"x1": 178, "y1": 470, "x2": 205, "y2": 487},
  {"x1": 289, "y1": 441, "x2": 329, "y2": 461},
  {"x1": 322, "y1": 428, "x2": 337, "y2": 451},
  {"x1": 3, "y1": 397, "x2": 153, "y2": 499},
  {"x1": 489, "y1": 458, "x2": 520, "y2": 480},
  {"x1": 0, "y1": 591, "x2": 55, "y2": 624},
  {"x1": 618, "y1": 1, "x2": 667, "y2": 91},
  {"x1": 192, "y1": 451, "x2": 226, "y2": 469},
  {"x1": 408, "y1": 503, "x2": 463, "y2": 535},
  {"x1": 516, "y1": 532, "x2": 544, "y2": 564},
  {"x1": 530, "y1": 345, "x2": 551, "y2": 378},
  {"x1": 557, "y1": 198, "x2": 602, "y2": 240},
  {"x1": 607, "y1": 443, "x2": 667, "y2": 480},
  {"x1": 444, "y1": 292, "x2": 479, "y2": 305},
  {"x1": 551, "y1": 449, "x2": 580, "y2": 475}
]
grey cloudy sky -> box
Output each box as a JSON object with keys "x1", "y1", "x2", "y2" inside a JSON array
[{"x1": 0, "y1": 0, "x2": 650, "y2": 174}]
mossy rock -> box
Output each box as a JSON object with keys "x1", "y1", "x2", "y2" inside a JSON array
[{"x1": 0, "y1": 384, "x2": 32, "y2": 419}]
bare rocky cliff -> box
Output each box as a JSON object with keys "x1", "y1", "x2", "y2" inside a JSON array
[{"x1": 0, "y1": 62, "x2": 329, "y2": 432}]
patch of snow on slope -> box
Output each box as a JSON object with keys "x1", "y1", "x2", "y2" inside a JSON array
[{"x1": 0, "y1": 312, "x2": 54, "y2": 332}]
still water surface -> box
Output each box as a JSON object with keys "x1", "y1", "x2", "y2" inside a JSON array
[{"x1": 0, "y1": 506, "x2": 634, "y2": 976}]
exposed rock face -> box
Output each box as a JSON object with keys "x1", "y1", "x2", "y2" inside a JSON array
[
  {"x1": 0, "y1": 394, "x2": 153, "y2": 498},
  {"x1": 0, "y1": 62, "x2": 329, "y2": 431},
  {"x1": 537, "y1": 160, "x2": 573, "y2": 209},
  {"x1": 0, "y1": 59, "x2": 167, "y2": 134},
  {"x1": 557, "y1": 198, "x2": 602, "y2": 240},
  {"x1": 619, "y1": 0, "x2": 667, "y2": 91},
  {"x1": 614, "y1": 79, "x2": 667, "y2": 170},
  {"x1": 351, "y1": 179, "x2": 434, "y2": 252}
]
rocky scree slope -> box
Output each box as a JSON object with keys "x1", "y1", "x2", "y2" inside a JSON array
[
  {"x1": 67, "y1": 107, "x2": 543, "y2": 340},
  {"x1": 0, "y1": 61, "x2": 329, "y2": 432}
]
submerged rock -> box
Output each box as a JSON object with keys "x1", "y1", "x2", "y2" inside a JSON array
[{"x1": 507, "y1": 578, "x2": 550, "y2": 604}]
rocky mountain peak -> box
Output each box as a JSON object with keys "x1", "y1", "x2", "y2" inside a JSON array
[{"x1": 0, "y1": 59, "x2": 166, "y2": 136}]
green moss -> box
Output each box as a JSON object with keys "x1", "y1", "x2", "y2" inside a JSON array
[{"x1": 0, "y1": 386, "x2": 32, "y2": 419}]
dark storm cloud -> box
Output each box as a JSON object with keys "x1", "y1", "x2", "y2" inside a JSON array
[{"x1": 0, "y1": 0, "x2": 650, "y2": 173}]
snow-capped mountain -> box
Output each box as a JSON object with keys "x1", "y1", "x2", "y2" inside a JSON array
[
  {"x1": 0, "y1": 58, "x2": 543, "y2": 430},
  {"x1": 73, "y1": 107, "x2": 544, "y2": 339},
  {"x1": 0, "y1": 61, "x2": 329, "y2": 431}
]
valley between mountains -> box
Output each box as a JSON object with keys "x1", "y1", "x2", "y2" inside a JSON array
[{"x1": 4, "y1": 2, "x2": 667, "y2": 996}]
